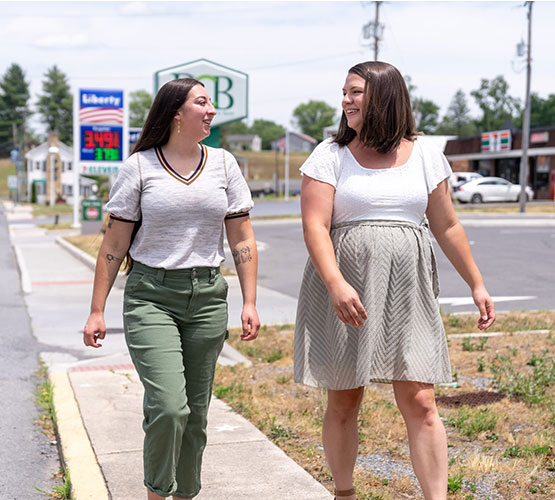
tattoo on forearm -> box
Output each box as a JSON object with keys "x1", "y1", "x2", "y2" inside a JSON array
[
  {"x1": 106, "y1": 253, "x2": 123, "y2": 264},
  {"x1": 107, "y1": 219, "x2": 113, "y2": 229},
  {"x1": 232, "y1": 246, "x2": 253, "y2": 266}
]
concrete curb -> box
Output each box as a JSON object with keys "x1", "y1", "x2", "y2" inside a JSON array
[
  {"x1": 12, "y1": 244, "x2": 32, "y2": 294},
  {"x1": 55, "y1": 236, "x2": 127, "y2": 289},
  {"x1": 49, "y1": 371, "x2": 109, "y2": 500}
]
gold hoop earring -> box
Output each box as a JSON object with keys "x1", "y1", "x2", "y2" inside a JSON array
[{"x1": 177, "y1": 120, "x2": 181, "y2": 134}]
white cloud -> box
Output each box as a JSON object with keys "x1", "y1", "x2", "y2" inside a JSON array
[
  {"x1": 119, "y1": 2, "x2": 150, "y2": 16},
  {"x1": 33, "y1": 33, "x2": 93, "y2": 49}
]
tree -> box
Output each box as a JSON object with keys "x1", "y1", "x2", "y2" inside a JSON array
[
  {"x1": 514, "y1": 92, "x2": 555, "y2": 129},
  {"x1": 470, "y1": 76, "x2": 520, "y2": 132},
  {"x1": 36, "y1": 65, "x2": 73, "y2": 144},
  {"x1": 436, "y1": 90, "x2": 477, "y2": 137},
  {"x1": 129, "y1": 90, "x2": 152, "y2": 128},
  {"x1": 292, "y1": 100, "x2": 336, "y2": 141},
  {"x1": 249, "y1": 119, "x2": 285, "y2": 150},
  {"x1": 413, "y1": 98, "x2": 440, "y2": 134},
  {"x1": 220, "y1": 119, "x2": 249, "y2": 140},
  {"x1": 0, "y1": 63, "x2": 30, "y2": 154},
  {"x1": 403, "y1": 75, "x2": 440, "y2": 134}
]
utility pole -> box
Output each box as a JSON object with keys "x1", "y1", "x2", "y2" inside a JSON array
[
  {"x1": 361, "y1": 1, "x2": 384, "y2": 61},
  {"x1": 373, "y1": 1, "x2": 381, "y2": 61},
  {"x1": 519, "y1": 1, "x2": 533, "y2": 213}
]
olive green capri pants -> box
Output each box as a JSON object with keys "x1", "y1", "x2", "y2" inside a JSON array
[{"x1": 123, "y1": 261, "x2": 229, "y2": 498}]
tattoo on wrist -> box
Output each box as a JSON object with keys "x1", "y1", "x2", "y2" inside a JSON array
[
  {"x1": 107, "y1": 219, "x2": 113, "y2": 229},
  {"x1": 232, "y1": 246, "x2": 253, "y2": 266},
  {"x1": 106, "y1": 253, "x2": 123, "y2": 264}
]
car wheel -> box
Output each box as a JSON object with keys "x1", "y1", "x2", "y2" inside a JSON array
[{"x1": 471, "y1": 193, "x2": 483, "y2": 204}]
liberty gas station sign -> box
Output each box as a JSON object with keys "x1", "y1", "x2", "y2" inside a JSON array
[
  {"x1": 154, "y1": 59, "x2": 248, "y2": 128},
  {"x1": 75, "y1": 88, "x2": 129, "y2": 175}
]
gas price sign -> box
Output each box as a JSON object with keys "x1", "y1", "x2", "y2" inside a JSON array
[{"x1": 80, "y1": 125, "x2": 122, "y2": 162}]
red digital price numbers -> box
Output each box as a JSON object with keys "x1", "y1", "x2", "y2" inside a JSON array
[{"x1": 83, "y1": 130, "x2": 120, "y2": 149}]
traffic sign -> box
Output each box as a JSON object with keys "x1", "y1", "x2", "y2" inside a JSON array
[{"x1": 82, "y1": 200, "x2": 103, "y2": 221}]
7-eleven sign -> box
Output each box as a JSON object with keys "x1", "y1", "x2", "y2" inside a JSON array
[{"x1": 481, "y1": 130, "x2": 511, "y2": 152}]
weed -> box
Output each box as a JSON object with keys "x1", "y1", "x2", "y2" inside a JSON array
[
  {"x1": 477, "y1": 356, "x2": 485, "y2": 372},
  {"x1": 263, "y1": 349, "x2": 283, "y2": 363},
  {"x1": 447, "y1": 408, "x2": 498, "y2": 437},
  {"x1": 490, "y1": 355, "x2": 555, "y2": 405},
  {"x1": 462, "y1": 336, "x2": 488, "y2": 352},
  {"x1": 504, "y1": 444, "x2": 553, "y2": 459},
  {"x1": 269, "y1": 418, "x2": 297, "y2": 441},
  {"x1": 448, "y1": 315, "x2": 461, "y2": 328},
  {"x1": 213, "y1": 384, "x2": 233, "y2": 399},
  {"x1": 485, "y1": 432, "x2": 498, "y2": 442},
  {"x1": 52, "y1": 466, "x2": 71, "y2": 499},
  {"x1": 447, "y1": 473, "x2": 464, "y2": 492},
  {"x1": 276, "y1": 375, "x2": 291, "y2": 384}
]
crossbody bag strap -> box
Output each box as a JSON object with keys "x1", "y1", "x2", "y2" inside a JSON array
[
  {"x1": 222, "y1": 148, "x2": 228, "y2": 188},
  {"x1": 136, "y1": 152, "x2": 143, "y2": 192}
]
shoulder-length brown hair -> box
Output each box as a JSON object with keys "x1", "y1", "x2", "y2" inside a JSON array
[{"x1": 333, "y1": 61, "x2": 417, "y2": 154}]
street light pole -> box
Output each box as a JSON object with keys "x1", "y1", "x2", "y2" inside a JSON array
[{"x1": 519, "y1": 1, "x2": 533, "y2": 213}]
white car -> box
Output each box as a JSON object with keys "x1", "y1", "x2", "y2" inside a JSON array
[
  {"x1": 449, "y1": 171, "x2": 483, "y2": 191},
  {"x1": 454, "y1": 176, "x2": 534, "y2": 204}
]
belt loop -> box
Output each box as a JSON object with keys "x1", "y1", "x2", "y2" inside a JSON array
[
  {"x1": 209, "y1": 268, "x2": 216, "y2": 284},
  {"x1": 191, "y1": 268, "x2": 198, "y2": 283},
  {"x1": 156, "y1": 268, "x2": 166, "y2": 284}
]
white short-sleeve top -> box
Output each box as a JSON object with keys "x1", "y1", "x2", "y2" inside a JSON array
[
  {"x1": 300, "y1": 137, "x2": 452, "y2": 226},
  {"x1": 105, "y1": 145, "x2": 253, "y2": 269}
]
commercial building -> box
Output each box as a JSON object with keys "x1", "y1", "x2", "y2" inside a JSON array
[{"x1": 445, "y1": 127, "x2": 555, "y2": 200}]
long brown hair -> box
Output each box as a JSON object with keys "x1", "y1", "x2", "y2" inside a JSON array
[
  {"x1": 123, "y1": 78, "x2": 203, "y2": 273},
  {"x1": 334, "y1": 61, "x2": 417, "y2": 154}
]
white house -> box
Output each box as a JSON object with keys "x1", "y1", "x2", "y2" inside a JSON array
[{"x1": 24, "y1": 134, "x2": 97, "y2": 204}]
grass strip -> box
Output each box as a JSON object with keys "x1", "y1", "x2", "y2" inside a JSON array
[
  {"x1": 34, "y1": 360, "x2": 72, "y2": 499},
  {"x1": 215, "y1": 317, "x2": 554, "y2": 499}
]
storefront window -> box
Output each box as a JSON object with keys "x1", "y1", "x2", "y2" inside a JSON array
[{"x1": 496, "y1": 158, "x2": 520, "y2": 183}]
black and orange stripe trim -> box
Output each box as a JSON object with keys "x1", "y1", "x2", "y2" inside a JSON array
[
  {"x1": 225, "y1": 212, "x2": 250, "y2": 220},
  {"x1": 155, "y1": 145, "x2": 207, "y2": 185},
  {"x1": 109, "y1": 214, "x2": 137, "y2": 223}
]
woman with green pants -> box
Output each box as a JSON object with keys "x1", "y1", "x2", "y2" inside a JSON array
[{"x1": 83, "y1": 78, "x2": 260, "y2": 499}]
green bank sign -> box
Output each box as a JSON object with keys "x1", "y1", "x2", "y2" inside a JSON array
[{"x1": 154, "y1": 59, "x2": 248, "y2": 127}]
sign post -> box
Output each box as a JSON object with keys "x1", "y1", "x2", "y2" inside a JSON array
[
  {"x1": 154, "y1": 59, "x2": 248, "y2": 147},
  {"x1": 72, "y1": 88, "x2": 128, "y2": 229}
]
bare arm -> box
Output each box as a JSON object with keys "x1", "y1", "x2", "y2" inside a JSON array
[
  {"x1": 426, "y1": 179, "x2": 495, "y2": 330},
  {"x1": 301, "y1": 176, "x2": 367, "y2": 327},
  {"x1": 83, "y1": 219, "x2": 135, "y2": 347},
  {"x1": 225, "y1": 215, "x2": 260, "y2": 340}
]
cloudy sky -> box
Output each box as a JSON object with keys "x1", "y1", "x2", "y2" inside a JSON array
[{"x1": 2, "y1": 0, "x2": 554, "y2": 133}]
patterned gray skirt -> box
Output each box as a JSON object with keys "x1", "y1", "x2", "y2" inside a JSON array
[{"x1": 294, "y1": 219, "x2": 452, "y2": 389}]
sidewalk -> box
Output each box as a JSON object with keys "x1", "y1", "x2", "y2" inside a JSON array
[{"x1": 6, "y1": 212, "x2": 331, "y2": 499}]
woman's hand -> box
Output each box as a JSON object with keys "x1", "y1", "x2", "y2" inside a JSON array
[
  {"x1": 472, "y1": 286, "x2": 495, "y2": 330},
  {"x1": 83, "y1": 312, "x2": 106, "y2": 348},
  {"x1": 240, "y1": 303, "x2": 260, "y2": 341},
  {"x1": 328, "y1": 279, "x2": 368, "y2": 327}
]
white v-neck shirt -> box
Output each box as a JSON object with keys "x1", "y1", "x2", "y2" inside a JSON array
[
  {"x1": 105, "y1": 146, "x2": 253, "y2": 269},
  {"x1": 300, "y1": 137, "x2": 452, "y2": 226}
]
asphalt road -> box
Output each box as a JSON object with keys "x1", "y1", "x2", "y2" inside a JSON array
[
  {"x1": 251, "y1": 219, "x2": 555, "y2": 314},
  {"x1": 0, "y1": 211, "x2": 61, "y2": 498}
]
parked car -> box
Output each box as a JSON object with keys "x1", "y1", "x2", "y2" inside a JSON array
[
  {"x1": 449, "y1": 172, "x2": 483, "y2": 191},
  {"x1": 454, "y1": 176, "x2": 534, "y2": 204}
]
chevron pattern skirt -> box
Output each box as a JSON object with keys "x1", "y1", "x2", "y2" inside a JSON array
[{"x1": 294, "y1": 219, "x2": 452, "y2": 389}]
